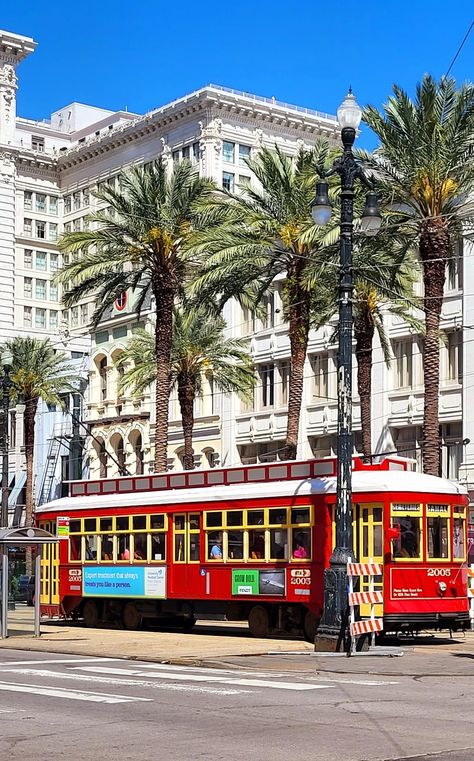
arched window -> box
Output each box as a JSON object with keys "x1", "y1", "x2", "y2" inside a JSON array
[
  {"x1": 134, "y1": 433, "x2": 143, "y2": 475},
  {"x1": 117, "y1": 437, "x2": 125, "y2": 475},
  {"x1": 97, "y1": 439, "x2": 108, "y2": 478},
  {"x1": 99, "y1": 357, "x2": 108, "y2": 401}
]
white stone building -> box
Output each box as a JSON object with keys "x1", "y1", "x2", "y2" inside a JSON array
[{"x1": 1, "y1": 28, "x2": 473, "y2": 503}]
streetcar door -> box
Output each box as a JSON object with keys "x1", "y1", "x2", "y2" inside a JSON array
[
  {"x1": 354, "y1": 504, "x2": 383, "y2": 617},
  {"x1": 170, "y1": 513, "x2": 201, "y2": 595},
  {"x1": 38, "y1": 519, "x2": 59, "y2": 606}
]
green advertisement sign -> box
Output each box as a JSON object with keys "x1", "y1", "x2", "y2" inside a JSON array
[
  {"x1": 231, "y1": 569, "x2": 285, "y2": 596},
  {"x1": 232, "y1": 569, "x2": 259, "y2": 595}
]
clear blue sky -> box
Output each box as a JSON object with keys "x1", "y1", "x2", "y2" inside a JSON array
[{"x1": 3, "y1": 2, "x2": 474, "y2": 147}]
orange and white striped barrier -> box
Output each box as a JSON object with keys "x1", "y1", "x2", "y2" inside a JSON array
[
  {"x1": 347, "y1": 563, "x2": 383, "y2": 577},
  {"x1": 350, "y1": 618, "x2": 383, "y2": 637},
  {"x1": 347, "y1": 559, "x2": 384, "y2": 652}
]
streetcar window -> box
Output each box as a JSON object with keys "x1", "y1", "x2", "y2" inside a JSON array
[
  {"x1": 205, "y1": 512, "x2": 223, "y2": 528},
  {"x1": 84, "y1": 518, "x2": 96, "y2": 532},
  {"x1": 189, "y1": 513, "x2": 200, "y2": 562},
  {"x1": 150, "y1": 514, "x2": 165, "y2": 530},
  {"x1": 69, "y1": 520, "x2": 81, "y2": 533},
  {"x1": 84, "y1": 534, "x2": 98, "y2": 561},
  {"x1": 227, "y1": 530, "x2": 244, "y2": 559},
  {"x1": 373, "y1": 524, "x2": 383, "y2": 556},
  {"x1": 270, "y1": 529, "x2": 288, "y2": 560},
  {"x1": 175, "y1": 515, "x2": 185, "y2": 532},
  {"x1": 100, "y1": 535, "x2": 114, "y2": 562},
  {"x1": 207, "y1": 531, "x2": 223, "y2": 560},
  {"x1": 292, "y1": 528, "x2": 311, "y2": 559},
  {"x1": 151, "y1": 533, "x2": 166, "y2": 561},
  {"x1": 227, "y1": 511, "x2": 243, "y2": 527},
  {"x1": 249, "y1": 529, "x2": 265, "y2": 559},
  {"x1": 427, "y1": 517, "x2": 449, "y2": 559},
  {"x1": 116, "y1": 516, "x2": 129, "y2": 531},
  {"x1": 133, "y1": 515, "x2": 147, "y2": 531},
  {"x1": 392, "y1": 517, "x2": 421, "y2": 559},
  {"x1": 133, "y1": 534, "x2": 147, "y2": 561},
  {"x1": 248, "y1": 510, "x2": 264, "y2": 526},
  {"x1": 291, "y1": 507, "x2": 310, "y2": 525},
  {"x1": 100, "y1": 517, "x2": 113, "y2": 532},
  {"x1": 269, "y1": 508, "x2": 287, "y2": 525},
  {"x1": 453, "y1": 516, "x2": 466, "y2": 559},
  {"x1": 175, "y1": 535, "x2": 185, "y2": 562},
  {"x1": 118, "y1": 535, "x2": 131, "y2": 560},
  {"x1": 69, "y1": 534, "x2": 81, "y2": 561}
]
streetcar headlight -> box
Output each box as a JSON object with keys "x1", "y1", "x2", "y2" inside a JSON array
[{"x1": 438, "y1": 581, "x2": 447, "y2": 594}]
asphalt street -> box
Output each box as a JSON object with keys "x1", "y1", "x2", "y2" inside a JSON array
[{"x1": 0, "y1": 649, "x2": 472, "y2": 761}]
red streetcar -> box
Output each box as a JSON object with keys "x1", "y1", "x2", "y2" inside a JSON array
[{"x1": 36, "y1": 456, "x2": 470, "y2": 639}]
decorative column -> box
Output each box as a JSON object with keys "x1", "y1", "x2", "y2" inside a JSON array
[
  {"x1": 198, "y1": 118, "x2": 222, "y2": 182},
  {"x1": 0, "y1": 32, "x2": 37, "y2": 337}
]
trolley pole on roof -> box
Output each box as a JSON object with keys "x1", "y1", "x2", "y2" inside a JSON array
[{"x1": 311, "y1": 90, "x2": 381, "y2": 649}]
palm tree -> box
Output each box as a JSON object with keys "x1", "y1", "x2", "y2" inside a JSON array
[
  {"x1": 0, "y1": 338, "x2": 76, "y2": 571},
  {"x1": 115, "y1": 306, "x2": 255, "y2": 470},
  {"x1": 57, "y1": 159, "x2": 216, "y2": 472},
  {"x1": 362, "y1": 75, "x2": 474, "y2": 475},
  {"x1": 189, "y1": 143, "x2": 336, "y2": 461}
]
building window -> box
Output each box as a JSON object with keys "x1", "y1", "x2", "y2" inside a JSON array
[
  {"x1": 443, "y1": 332, "x2": 462, "y2": 384},
  {"x1": 36, "y1": 251, "x2": 47, "y2": 271},
  {"x1": 31, "y1": 136, "x2": 45, "y2": 152},
  {"x1": 48, "y1": 223, "x2": 58, "y2": 241},
  {"x1": 49, "y1": 310, "x2": 58, "y2": 329},
  {"x1": 23, "y1": 218, "x2": 32, "y2": 237},
  {"x1": 222, "y1": 172, "x2": 235, "y2": 192},
  {"x1": 172, "y1": 150, "x2": 179, "y2": 163},
  {"x1": 441, "y1": 423, "x2": 463, "y2": 480},
  {"x1": 393, "y1": 339, "x2": 413, "y2": 389},
  {"x1": 394, "y1": 426, "x2": 422, "y2": 470},
  {"x1": 50, "y1": 253, "x2": 59, "y2": 272},
  {"x1": 24, "y1": 249, "x2": 32, "y2": 268},
  {"x1": 24, "y1": 191, "x2": 32, "y2": 210},
  {"x1": 23, "y1": 306, "x2": 32, "y2": 327},
  {"x1": 73, "y1": 192, "x2": 81, "y2": 211},
  {"x1": 258, "y1": 364, "x2": 275, "y2": 409},
  {"x1": 64, "y1": 222, "x2": 71, "y2": 233},
  {"x1": 35, "y1": 193, "x2": 46, "y2": 212},
  {"x1": 99, "y1": 357, "x2": 108, "y2": 401},
  {"x1": 192, "y1": 142, "x2": 200, "y2": 164},
  {"x1": 64, "y1": 195, "x2": 71, "y2": 214},
  {"x1": 223, "y1": 141, "x2": 235, "y2": 163},
  {"x1": 279, "y1": 362, "x2": 290, "y2": 406},
  {"x1": 50, "y1": 283, "x2": 58, "y2": 302},
  {"x1": 71, "y1": 306, "x2": 79, "y2": 328},
  {"x1": 260, "y1": 291, "x2": 275, "y2": 329},
  {"x1": 446, "y1": 243, "x2": 463, "y2": 292},
  {"x1": 312, "y1": 353, "x2": 329, "y2": 400},
  {"x1": 98, "y1": 440, "x2": 108, "y2": 478},
  {"x1": 36, "y1": 221, "x2": 46, "y2": 239},
  {"x1": 80, "y1": 304, "x2": 89, "y2": 324},
  {"x1": 35, "y1": 308, "x2": 46, "y2": 328},
  {"x1": 182, "y1": 146, "x2": 190, "y2": 160},
  {"x1": 238, "y1": 175, "x2": 251, "y2": 187},
  {"x1": 35, "y1": 279, "x2": 46, "y2": 300},
  {"x1": 82, "y1": 189, "x2": 90, "y2": 207},
  {"x1": 73, "y1": 218, "x2": 81, "y2": 232},
  {"x1": 24, "y1": 277, "x2": 32, "y2": 298},
  {"x1": 49, "y1": 196, "x2": 58, "y2": 215},
  {"x1": 239, "y1": 144, "x2": 251, "y2": 166}
]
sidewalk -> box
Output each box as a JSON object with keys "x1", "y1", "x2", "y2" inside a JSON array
[{"x1": 1, "y1": 607, "x2": 473, "y2": 675}]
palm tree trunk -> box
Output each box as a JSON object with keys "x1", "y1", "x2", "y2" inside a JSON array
[
  {"x1": 177, "y1": 373, "x2": 196, "y2": 470},
  {"x1": 24, "y1": 397, "x2": 37, "y2": 575},
  {"x1": 153, "y1": 285, "x2": 175, "y2": 473},
  {"x1": 283, "y1": 264, "x2": 310, "y2": 461},
  {"x1": 354, "y1": 308, "x2": 375, "y2": 462},
  {"x1": 420, "y1": 222, "x2": 449, "y2": 476}
]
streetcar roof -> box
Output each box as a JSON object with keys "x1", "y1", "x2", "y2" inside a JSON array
[{"x1": 37, "y1": 470, "x2": 467, "y2": 514}]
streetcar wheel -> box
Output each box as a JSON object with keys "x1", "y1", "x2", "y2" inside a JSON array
[
  {"x1": 248, "y1": 605, "x2": 270, "y2": 638},
  {"x1": 123, "y1": 602, "x2": 142, "y2": 630},
  {"x1": 182, "y1": 616, "x2": 196, "y2": 631},
  {"x1": 83, "y1": 600, "x2": 100, "y2": 628},
  {"x1": 303, "y1": 610, "x2": 320, "y2": 643}
]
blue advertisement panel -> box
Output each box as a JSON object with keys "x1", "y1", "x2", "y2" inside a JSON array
[{"x1": 82, "y1": 566, "x2": 166, "y2": 598}]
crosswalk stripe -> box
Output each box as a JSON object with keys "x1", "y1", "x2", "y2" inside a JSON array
[
  {"x1": 72, "y1": 665, "x2": 331, "y2": 691},
  {"x1": 0, "y1": 680, "x2": 152, "y2": 704}
]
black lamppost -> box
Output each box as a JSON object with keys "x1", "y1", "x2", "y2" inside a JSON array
[
  {"x1": 0, "y1": 350, "x2": 13, "y2": 529},
  {"x1": 312, "y1": 90, "x2": 381, "y2": 647}
]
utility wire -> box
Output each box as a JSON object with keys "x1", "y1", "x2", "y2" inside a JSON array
[{"x1": 445, "y1": 17, "x2": 474, "y2": 77}]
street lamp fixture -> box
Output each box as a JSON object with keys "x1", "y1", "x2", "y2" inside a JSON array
[{"x1": 313, "y1": 90, "x2": 381, "y2": 650}]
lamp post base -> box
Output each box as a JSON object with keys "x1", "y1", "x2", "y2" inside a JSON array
[{"x1": 314, "y1": 560, "x2": 351, "y2": 653}]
